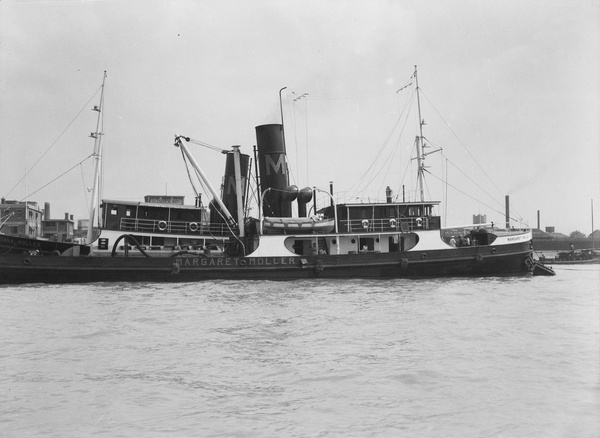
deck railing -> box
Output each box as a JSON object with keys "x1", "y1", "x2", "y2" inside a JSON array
[
  {"x1": 341, "y1": 216, "x2": 440, "y2": 233},
  {"x1": 118, "y1": 218, "x2": 232, "y2": 236}
]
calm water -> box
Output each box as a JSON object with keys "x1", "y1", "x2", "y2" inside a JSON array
[{"x1": 1, "y1": 266, "x2": 599, "y2": 437}]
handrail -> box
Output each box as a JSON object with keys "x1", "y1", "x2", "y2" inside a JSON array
[
  {"x1": 118, "y1": 218, "x2": 232, "y2": 236},
  {"x1": 340, "y1": 217, "x2": 436, "y2": 233},
  {"x1": 313, "y1": 188, "x2": 338, "y2": 234}
]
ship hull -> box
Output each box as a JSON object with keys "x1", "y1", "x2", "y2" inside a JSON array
[
  {"x1": 0, "y1": 234, "x2": 90, "y2": 256},
  {"x1": 0, "y1": 241, "x2": 532, "y2": 284}
]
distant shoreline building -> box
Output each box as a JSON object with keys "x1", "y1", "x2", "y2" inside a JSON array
[
  {"x1": 473, "y1": 214, "x2": 486, "y2": 225},
  {"x1": 0, "y1": 199, "x2": 43, "y2": 238},
  {"x1": 533, "y1": 228, "x2": 599, "y2": 250},
  {"x1": 1, "y1": 198, "x2": 76, "y2": 242}
]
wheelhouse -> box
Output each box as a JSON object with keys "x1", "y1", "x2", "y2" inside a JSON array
[{"x1": 322, "y1": 201, "x2": 441, "y2": 233}]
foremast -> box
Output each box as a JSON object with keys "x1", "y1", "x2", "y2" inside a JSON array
[
  {"x1": 414, "y1": 65, "x2": 426, "y2": 203},
  {"x1": 86, "y1": 71, "x2": 107, "y2": 246},
  {"x1": 413, "y1": 65, "x2": 441, "y2": 204}
]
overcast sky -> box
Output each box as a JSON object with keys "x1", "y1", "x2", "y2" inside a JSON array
[{"x1": 1, "y1": 0, "x2": 598, "y2": 235}]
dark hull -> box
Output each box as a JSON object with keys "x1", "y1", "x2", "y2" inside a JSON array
[
  {"x1": 0, "y1": 234, "x2": 90, "y2": 256},
  {"x1": 0, "y1": 241, "x2": 533, "y2": 284}
]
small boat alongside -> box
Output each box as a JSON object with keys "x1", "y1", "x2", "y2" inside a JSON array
[
  {"x1": 532, "y1": 261, "x2": 556, "y2": 276},
  {"x1": 0, "y1": 67, "x2": 540, "y2": 284},
  {"x1": 538, "y1": 249, "x2": 599, "y2": 265}
]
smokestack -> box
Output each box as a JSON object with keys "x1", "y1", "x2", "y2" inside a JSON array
[
  {"x1": 65, "y1": 212, "x2": 69, "y2": 220},
  {"x1": 256, "y1": 124, "x2": 292, "y2": 217},
  {"x1": 505, "y1": 195, "x2": 510, "y2": 229},
  {"x1": 219, "y1": 151, "x2": 250, "y2": 223},
  {"x1": 537, "y1": 210, "x2": 540, "y2": 230},
  {"x1": 45, "y1": 202, "x2": 51, "y2": 220},
  {"x1": 386, "y1": 186, "x2": 393, "y2": 203}
]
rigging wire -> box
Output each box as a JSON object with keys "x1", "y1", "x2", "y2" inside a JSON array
[
  {"x1": 346, "y1": 89, "x2": 416, "y2": 199},
  {"x1": 304, "y1": 87, "x2": 395, "y2": 101},
  {"x1": 444, "y1": 156, "x2": 448, "y2": 226},
  {"x1": 412, "y1": 87, "x2": 526, "y2": 223},
  {"x1": 304, "y1": 96, "x2": 309, "y2": 185},
  {"x1": 5, "y1": 85, "x2": 102, "y2": 199},
  {"x1": 80, "y1": 162, "x2": 89, "y2": 210},
  {"x1": 19, "y1": 154, "x2": 94, "y2": 201},
  {"x1": 185, "y1": 137, "x2": 228, "y2": 154},
  {"x1": 97, "y1": 86, "x2": 106, "y2": 228},
  {"x1": 291, "y1": 94, "x2": 301, "y2": 186},
  {"x1": 375, "y1": 94, "x2": 419, "y2": 198},
  {"x1": 440, "y1": 151, "x2": 506, "y2": 211},
  {"x1": 180, "y1": 147, "x2": 201, "y2": 200},
  {"x1": 419, "y1": 88, "x2": 505, "y2": 198},
  {"x1": 395, "y1": 138, "x2": 417, "y2": 202},
  {"x1": 176, "y1": 140, "x2": 248, "y2": 252},
  {"x1": 424, "y1": 169, "x2": 525, "y2": 224}
]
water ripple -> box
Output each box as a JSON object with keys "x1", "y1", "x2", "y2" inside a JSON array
[{"x1": 1, "y1": 268, "x2": 599, "y2": 437}]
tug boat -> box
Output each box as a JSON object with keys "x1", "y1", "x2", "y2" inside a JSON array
[{"x1": 0, "y1": 68, "x2": 538, "y2": 284}]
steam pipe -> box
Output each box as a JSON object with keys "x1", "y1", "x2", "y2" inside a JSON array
[
  {"x1": 232, "y1": 145, "x2": 245, "y2": 238},
  {"x1": 259, "y1": 188, "x2": 272, "y2": 235},
  {"x1": 279, "y1": 87, "x2": 287, "y2": 152},
  {"x1": 313, "y1": 188, "x2": 338, "y2": 234}
]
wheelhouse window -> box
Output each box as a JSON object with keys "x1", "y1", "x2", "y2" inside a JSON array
[{"x1": 408, "y1": 207, "x2": 421, "y2": 217}]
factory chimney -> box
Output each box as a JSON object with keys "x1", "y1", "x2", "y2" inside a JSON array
[{"x1": 505, "y1": 195, "x2": 510, "y2": 229}]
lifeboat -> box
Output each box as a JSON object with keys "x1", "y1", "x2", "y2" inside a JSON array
[{"x1": 263, "y1": 216, "x2": 335, "y2": 234}]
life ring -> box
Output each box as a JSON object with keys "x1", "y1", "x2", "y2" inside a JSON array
[
  {"x1": 23, "y1": 258, "x2": 31, "y2": 265},
  {"x1": 157, "y1": 221, "x2": 168, "y2": 231},
  {"x1": 420, "y1": 253, "x2": 427, "y2": 259},
  {"x1": 416, "y1": 217, "x2": 423, "y2": 228},
  {"x1": 189, "y1": 222, "x2": 199, "y2": 232},
  {"x1": 361, "y1": 219, "x2": 369, "y2": 230},
  {"x1": 389, "y1": 218, "x2": 397, "y2": 228},
  {"x1": 491, "y1": 248, "x2": 496, "y2": 254}
]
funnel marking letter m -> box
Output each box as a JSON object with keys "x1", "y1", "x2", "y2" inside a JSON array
[{"x1": 265, "y1": 154, "x2": 287, "y2": 176}]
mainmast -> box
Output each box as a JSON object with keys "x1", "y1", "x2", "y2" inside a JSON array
[
  {"x1": 86, "y1": 71, "x2": 107, "y2": 246},
  {"x1": 414, "y1": 65, "x2": 426, "y2": 203}
]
